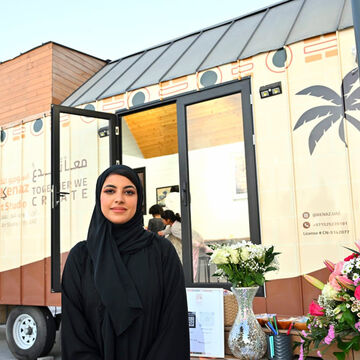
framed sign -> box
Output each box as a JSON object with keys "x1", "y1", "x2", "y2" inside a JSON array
[
  {"x1": 186, "y1": 288, "x2": 224, "y2": 358},
  {"x1": 156, "y1": 185, "x2": 175, "y2": 207}
]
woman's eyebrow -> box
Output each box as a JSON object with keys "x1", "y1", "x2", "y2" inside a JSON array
[{"x1": 103, "y1": 184, "x2": 136, "y2": 189}]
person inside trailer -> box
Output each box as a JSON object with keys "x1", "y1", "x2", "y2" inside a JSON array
[
  {"x1": 158, "y1": 210, "x2": 212, "y2": 281},
  {"x1": 158, "y1": 209, "x2": 183, "y2": 261},
  {"x1": 146, "y1": 204, "x2": 165, "y2": 234},
  {"x1": 61, "y1": 164, "x2": 190, "y2": 360}
]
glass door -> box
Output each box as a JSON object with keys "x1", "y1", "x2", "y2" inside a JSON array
[
  {"x1": 118, "y1": 103, "x2": 182, "y2": 260},
  {"x1": 177, "y1": 80, "x2": 260, "y2": 287},
  {"x1": 51, "y1": 104, "x2": 118, "y2": 292}
]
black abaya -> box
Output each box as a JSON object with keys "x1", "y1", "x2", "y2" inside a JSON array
[
  {"x1": 61, "y1": 165, "x2": 190, "y2": 360},
  {"x1": 61, "y1": 237, "x2": 190, "y2": 360}
]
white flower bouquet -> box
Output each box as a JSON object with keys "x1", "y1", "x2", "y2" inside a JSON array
[{"x1": 209, "y1": 240, "x2": 280, "y2": 287}]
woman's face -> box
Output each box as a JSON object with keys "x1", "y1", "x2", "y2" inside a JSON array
[
  {"x1": 100, "y1": 174, "x2": 138, "y2": 224},
  {"x1": 162, "y1": 218, "x2": 171, "y2": 226}
]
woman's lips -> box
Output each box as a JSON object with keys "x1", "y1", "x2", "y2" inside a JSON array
[{"x1": 111, "y1": 207, "x2": 127, "y2": 213}]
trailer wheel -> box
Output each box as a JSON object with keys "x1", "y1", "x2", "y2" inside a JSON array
[{"x1": 6, "y1": 306, "x2": 56, "y2": 360}]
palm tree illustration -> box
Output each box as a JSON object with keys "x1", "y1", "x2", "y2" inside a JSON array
[{"x1": 293, "y1": 67, "x2": 360, "y2": 154}]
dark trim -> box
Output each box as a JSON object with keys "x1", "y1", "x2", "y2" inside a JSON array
[
  {"x1": 109, "y1": 116, "x2": 121, "y2": 165},
  {"x1": 241, "y1": 83, "x2": 262, "y2": 248},
  {"x1": 115, "y1": 78, "x2": 249, "y2": 117},
  {"x1": 50, "y1": 105, "x2": 61, "y2": 293},
  {"x1": 50, "y1": 104, "x2": 117, "y2": 293},
  {"x1": 176, "y1": 101, "x2": 193, "y2": 284},
  {"x1": 176, "y1": 80, "x2": 263, "y2": 294},
  {"x1": 52, "y1": 105, "x2": 116, "y2": 119}
]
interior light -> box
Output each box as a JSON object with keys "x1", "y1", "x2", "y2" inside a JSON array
[{"x1": 98, "y1": 126, "x2": 109, "y2": 138}]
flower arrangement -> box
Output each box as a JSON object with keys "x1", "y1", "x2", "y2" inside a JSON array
[
  {"x1": 209, "y1": 240, "x2": 280, "y2": 287},
  {"x1": 297, "y1": 241, "x2": 360, "y2": 360}
]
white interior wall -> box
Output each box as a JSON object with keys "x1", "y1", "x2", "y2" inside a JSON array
[{"x1": 123, "y1": 139, "x2": 250, "y2": 242}]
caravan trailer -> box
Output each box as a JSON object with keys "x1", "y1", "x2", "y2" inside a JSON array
[{"x1": 1, "y1": 0, "x2": 360, "y2": 358}]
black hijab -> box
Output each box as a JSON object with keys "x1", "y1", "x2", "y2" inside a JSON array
[{"x1": 86, "y1": 164, "x2": 154, "y2": 337}]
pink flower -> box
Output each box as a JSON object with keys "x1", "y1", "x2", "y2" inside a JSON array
[
  {"x1": 324, "y1": 324, "x2": 335, "y2": 345},
  {"x1": 309, "y1": 300, "x2": 324, "y2": 316},
  {"x1": 355, "y1": 322, "x2": 360, "y2": 331},
  {"x1": 355, "y1": 278, "x2": 360, "y2": 286},
  {"x1": 324, "y1": 260, "x2": 335, "y2": 272},
  {"x1": 355, "y1": 286, "x2": 360, "y2": 300},
  {"x1": 317, "y1": 350, "x2": 323, "y2": 358},
  {"x1": 299, "y1": 344, "x2": 304, "y2": 360},
  {"x1": 329, "y1": 261, "x2": 345, "y2": 290},
  {"x1": 301, "y1": 330, "x2": 308, "y2": 337},
  {"x1": 355, "y1": 240, "x2": 360, "y2": 252},
  {"x1": 336, "y1": 275, "x2": 355, "y2": 290}
]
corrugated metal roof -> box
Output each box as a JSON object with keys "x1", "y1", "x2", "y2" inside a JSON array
[{"x1": 63, "y1": 0, "x2": 353, "y2": 107}]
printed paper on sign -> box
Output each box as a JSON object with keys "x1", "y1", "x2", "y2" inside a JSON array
[{"x1": 186, "y1": 288, "x2": 224, "y2": 358}]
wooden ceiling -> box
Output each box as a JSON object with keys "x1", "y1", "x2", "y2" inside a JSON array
[
  {"x1": 124, "y1": 104, "x2": 178, "y2": 159},
  {"x1": 187, "y1": 94, "x2": 243, "y2": 151},
  {"x1": 124, "y1": 94, "x2": 243, "y2": 159}
]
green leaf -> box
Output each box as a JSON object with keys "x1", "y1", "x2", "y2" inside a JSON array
[
  {"x1": 337, "y1": 336, "x2": 359, "y2": 352},
  {"x1": 343, "y1": 246, "x2": 360, "y2": 256},
  {"x1": 334, "y1": 352, "x2": 346, "y2": 360},
  {"x1": 337, "y1": 339, "x2": 350, "y2": 351},
  {"x1": 265, "y1": 266, "x2": 277, "y2": 272},
  {"x1": 341, "y1": 309, "x2": 355, "y2": 327},
  {"x1": 339, "y1": 303, "x2": 347, "y2": 311}
]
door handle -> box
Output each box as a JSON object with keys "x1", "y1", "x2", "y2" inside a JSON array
[
  {"x1": 181, "y1": 182, "x2": 190, "y2": 207},
  {"x1": 58, "y1": 192, "x2": 70, "y2": 197},
  {"x1": 51, "y1": 187, "x2": 70, "y2": 208}
]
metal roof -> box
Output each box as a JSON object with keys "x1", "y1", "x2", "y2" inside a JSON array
[{"x1": 63, "y1": 0, "x2": 353, "y2": 107}]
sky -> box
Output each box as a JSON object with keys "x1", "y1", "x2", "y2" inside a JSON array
[{"x1": 1, "y1": 0, "x2": 280, "y2": 63}]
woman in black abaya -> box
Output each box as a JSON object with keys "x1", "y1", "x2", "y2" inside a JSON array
[{"x1": 61, "y1": 165, "x2": 190, "y2": 360}]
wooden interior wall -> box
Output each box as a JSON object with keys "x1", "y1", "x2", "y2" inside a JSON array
[{"x1": 0, "y1": 42, "x2": 106, "y2": 127}]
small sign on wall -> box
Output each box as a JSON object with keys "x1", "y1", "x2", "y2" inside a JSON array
[{"x1": 186, "y1": 288, "x2": 224, "y2": 358}]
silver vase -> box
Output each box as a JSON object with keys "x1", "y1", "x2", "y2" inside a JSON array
[{"x1": 228, "y1": 287, "x2": 267, "y2": 360}]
